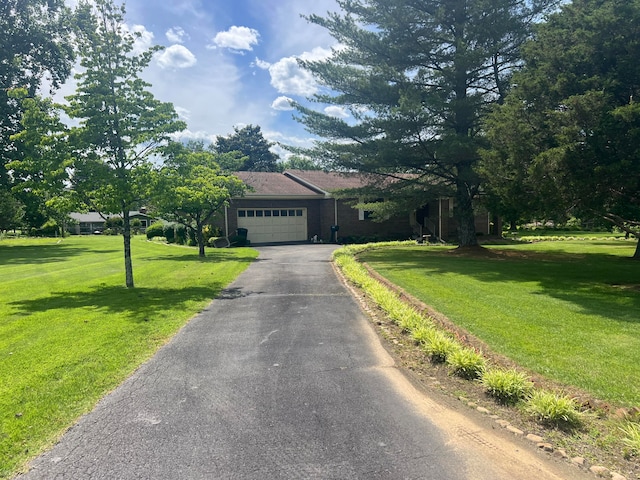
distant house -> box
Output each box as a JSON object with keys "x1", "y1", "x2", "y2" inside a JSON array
[
  {"x1": 68, "y1": 210, "x2": 155, "y2": 234},
  {"x1": 215, "y1": 170, "x2": 495, "y2": 245}
]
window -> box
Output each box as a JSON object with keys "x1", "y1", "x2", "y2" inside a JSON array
[
  {"x1": 256, "y1": 210, "x2": 263, "y2": 217},
  {"x1": 247, "y1": 210, "x2": 255, "y2": 217},
  {"x1": 281, "y1": 210, "x2": 288, "y2": 216},
  {"x1": 238, "y1": 210, "x2": 246, "y2": 218},
  {"x1": 296, "y1": 210, "x2": 303, "y2": 216},
  {"x1": 273, "y1": 210, "x2": 280, "y2": 216},
  {"x1": 265, "y1": 210, "x2": 272, "y2": 217}
]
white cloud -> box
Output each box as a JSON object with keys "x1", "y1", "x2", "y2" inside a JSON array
[
  {"x1": 324, "y1": 106, "x2": 349, "y2": 118},
  {"x1": 210, "y1": 26, "x2": 260, "y2": 53},
  {"x1": 254, "y1": 58, "x2": 271, "y2": 70},
  {"x1": 271, "y1": 96, "x2": 294, "y2": 111},
  {"x1": 268, "y1": 57, "x2": 317, "y2": 96},
  {"x1": 267, "y1": 46, "x2": 335, "y2": 97},
  {"x1": 156, "y1": 45, "x2": 197, "y2": 69},
  {"x1": 166, "y1": 27, "x2": 188, "y2": 44}
]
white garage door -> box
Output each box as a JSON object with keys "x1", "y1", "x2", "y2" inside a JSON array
[{"x1": 237, "y1": 208, "x2": 307, "y2": 243}]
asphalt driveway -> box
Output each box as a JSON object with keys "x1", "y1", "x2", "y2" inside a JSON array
[{"x1": 16, "y1": 245, "x2": 586, "y2": 480}]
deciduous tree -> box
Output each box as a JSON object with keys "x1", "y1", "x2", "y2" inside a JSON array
[
  {"x1": 68, "y1": 0, "x2": 185, "y2": 286},
  {"x1": 154, "y1": 145, "x2": 245, "y2": 257}
]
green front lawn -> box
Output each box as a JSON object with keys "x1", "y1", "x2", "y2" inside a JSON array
[
  {"x1": 359, "y1": 241, "x2": 640, "y2": 407},
  {"x1": 0, "y1": 236, "x2": 257, "y2": 479}
]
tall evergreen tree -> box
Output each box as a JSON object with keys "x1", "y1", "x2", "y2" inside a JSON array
[
  {"x1": 68, "y1": 0, "x2": 185, "y2": 287},
  {"x1": 294, "y1": 0, "x2": 555, "y2": 247},
  {"x1": 213, "y1": 125, "x2": 279, "y2": 172},
  {"x1": 483, "y1": 0, "x2": 640, "y2": 257}
]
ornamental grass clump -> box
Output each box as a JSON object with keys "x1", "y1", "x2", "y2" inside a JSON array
[
  {"x1": 411, "y1": 325, "x2": 434, "y2": 345},
  {"x1": 422, "y1": 329, "x2": 460, "y2": 363},
  {"x1": 621, "y1": 422, "x2": 640, "y2": 457},
  {"x1": 524, "y1": 390, "x2": 582, "y2": 429},
  {"x1": 447, "y1": 347, "x2": 486, "y2": 380},
  {"x1": 481, "y1": 369, "x2": 534, "y2": 405}
]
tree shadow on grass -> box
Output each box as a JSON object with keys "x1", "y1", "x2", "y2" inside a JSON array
[
  {"x1": 8, "y1": 284, "x2": 226, "y2": 323},
  {"x1": 363, "y1": 247, "x2": 640, "y2": 324},
  {"x1": 0, "y1": 244, "x2": 115, "y2": 265}
]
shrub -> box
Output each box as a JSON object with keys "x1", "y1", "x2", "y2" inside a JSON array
[
  {"x1": 131, "y1": 218, "x2": 142, "y2": 235},
  {"x1": 621, "y1": 422, "x2": 640, "y2": 457},
  {"x1": 174, "y1": 224, "x2": 187, "y2": 245},
  {"x1": 524, "y1": 390, "x2": 582, "y2": 428},
  {"x1": 447, "y1": 347, "x2": 486, "y2": 380},
  {"x1": 163, "y1": 223, "x2": 176, "y2": 243},
  {"x1": 422, "y1": 329, "x2": 460, "y2": 363},
  {"x1": 481, "y1": 369, "x2": 534, "y2": 405},
  {"x1": 146, "y1": 222, "x2": 165, "y2": 240},
  {"x1": 39, "y1": 219, "x2": 59, "y2": 237},
  {"x1": 104, "y1": 216, "x2": 123, "y2": 234}
]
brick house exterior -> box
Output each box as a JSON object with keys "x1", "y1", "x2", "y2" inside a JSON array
[{"x1": 216, "y1": 170, "x2": 493, "y2": 245}]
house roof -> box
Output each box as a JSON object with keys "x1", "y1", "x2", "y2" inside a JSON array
[
  {"x1": 284, "y1": 170, "x2": 378, "y2": 193},
  {"x1": 233, "y1": 171, "x2": 323, "y2": 197},
  {"x1": 69, "y1": 211, "x2": 152, "y2": 222},
  {"x1": 232, "y1": 170, "x2": 403, "y2": 198}
]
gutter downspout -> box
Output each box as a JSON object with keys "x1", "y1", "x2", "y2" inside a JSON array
[{"x1": 224, "y1": 205, "x2": 229, "y2": 237}]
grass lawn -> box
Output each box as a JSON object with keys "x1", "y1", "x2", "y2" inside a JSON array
[
  {"x1": 359, "y1": 240, "x2": 640, "y2": 407},
  {"x1": 0, "y1": 236, "x2": 257, "y2": 479}
]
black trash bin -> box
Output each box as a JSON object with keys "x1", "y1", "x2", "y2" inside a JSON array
[
  {"x1": 330, "y1": 225, "x2": 340, "y2": 243},
  {"x1": 235, "y1": 228, "x2": 248, "y2": 246}
]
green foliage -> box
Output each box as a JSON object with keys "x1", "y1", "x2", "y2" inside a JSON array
[
  {"x1": 130, "y1": 218, "x2": 142, "y2": 235},
  {"x1": 524, "y1": 390, "x2": 582, "y2": 428},
  {"x1": 296, "y1": 0, "x2": 556, "y2": 247},
  {"x1": 174, "y1": 223, "x2": 187, "y2": 245},
  {"x1": 145, "y1": 221, "x2": 164, "y2": 240},
  {"x1": 0, "y1": 0, "x2": 74, "y2": 191},
  {"x1": 0, "y1": 190, "x2": 25, "y2": 232},
  {"x1": 213, "y1": 124, "x2": 279, "y2": 172},
  {"x1": 482, "y1": 369, "x2": 534, "y2": 405},
  {"x1": 38, "y1": 219, "x2": 59, "y2": 237},
  {"x1": 154, "y1": 143, "x2": 246, "y2": 257},
  {"x1": 104, "y1": 216, "x2": 123, "y2": 234},
  {"x1": 163, "y1": 223, "x2": 176, "y2": 243},
  {"x1": 620, "y1": 422, "x2": 640, "y2": 457},
  {"x1": 483, "y1": 0, "x2": 640, "y2": 250},
  {"x1": 66, "y1": 0, "x2": 185, "y2": 287},
  {"x1": 447, "y1": 347, "x2": 486, "y2": 380},
  {"x1": 422, "y1": 329, "x2": 460, "y2": 364}
]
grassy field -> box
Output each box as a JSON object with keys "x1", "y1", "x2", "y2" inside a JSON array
[
  {"x1": 0, "y1": 236, "x2": 257, "y2": 479},
  {"x1": 359, "y1": 240, "x2": 640, "y2": 407}
]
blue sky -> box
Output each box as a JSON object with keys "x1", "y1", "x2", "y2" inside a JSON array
[{"x1": 61, "y1": 0, "x2": 343, "y2": 159}]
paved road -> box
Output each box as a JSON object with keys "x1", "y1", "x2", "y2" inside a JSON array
[{"x1": 17, "y1": 245, "x2": 586, "y2": 480}]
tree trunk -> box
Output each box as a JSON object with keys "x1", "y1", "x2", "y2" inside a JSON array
[
  {"x1": 123, "y1": 210, "x2": 134, "y2": 288},
  {"x1": 634, "y1": 237, "x2": 640, "y2": 260},
  {"x1": 454, "y1": 180, "x2": 479, "y2": 248},
  {"x1": 196, "y1": 222, "x2": 206, "y2": 258}
]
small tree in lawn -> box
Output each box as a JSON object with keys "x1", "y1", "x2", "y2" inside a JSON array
[
  {"x1": 67, "y1": 0, "x2": 185, "y2": 287},
  {"x1": 154, "y1": 145, "x2": 245, "y2": 257}
]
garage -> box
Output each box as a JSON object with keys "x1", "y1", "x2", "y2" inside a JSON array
[{"x1": 237, "y1": 208, "x2": 307, "y2": 244}]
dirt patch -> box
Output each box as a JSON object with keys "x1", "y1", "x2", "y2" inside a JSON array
[{"x1": 349, "y1": 263, "x2": 640, "y2": 480}]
